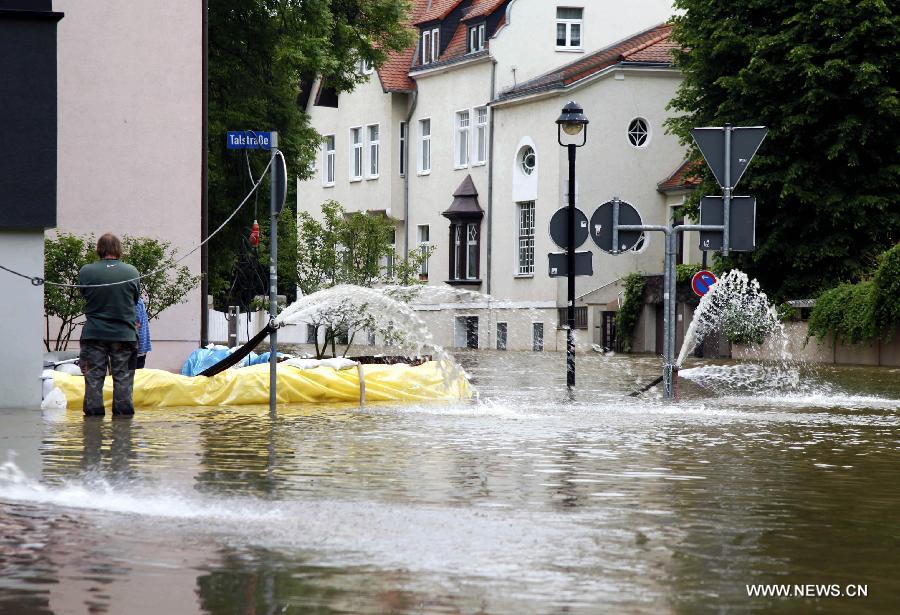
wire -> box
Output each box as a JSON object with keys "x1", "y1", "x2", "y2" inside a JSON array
[{"x1": 1, "y1": 155, "x2": 275, "y2": 289}]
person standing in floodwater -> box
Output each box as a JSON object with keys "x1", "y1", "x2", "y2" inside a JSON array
[{"x1": 78, "y1": 233, "x2": 140, "y2": 417}]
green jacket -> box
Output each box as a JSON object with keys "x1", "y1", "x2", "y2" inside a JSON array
[{"x1": 78, "y1": 259, "x2": 141, "y2": 341}]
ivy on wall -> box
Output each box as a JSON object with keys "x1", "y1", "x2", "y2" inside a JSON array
[{"x1": 615, "y1": 273, "x2": 647, "y2": 352}]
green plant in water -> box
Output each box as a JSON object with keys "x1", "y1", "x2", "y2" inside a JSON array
[{"x1": 615, "y1": 272, "x2": 646, "y2": 352}]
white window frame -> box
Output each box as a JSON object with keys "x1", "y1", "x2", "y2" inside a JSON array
[
  {"x1": 366, "y1": 124, "x2": 379, "y2": 179},
  {"x1": 454, "y1": 109, "x2": 470, "y2": 169},
  {"x1": 517, "y1": 201, "x2": 535, "y2": 276},
  {"x1": 556, "y1": 7, "x2": 584, "y2": 50},
  {"x1": 349, "y1": 126, "x2": 363, "y2": 181},
  {"x1": 474, "y1": 107, "x2": 488, "y2": 165},
  {"x1": 322, "y1": 134, "x2": 335, "y2": 187},
  {"x1": 422, "y1": 27, "x2": 440, "y2": 64},
  {"x1": 417, "y1": 224, "x2": 430, "y2": 276},
  {"x1": 468, "y1": 23, "x2": 485, "y2": 53},
  {"x1": 382, "y1": 227, "x2": 396, "y2": 278},
  {"x1": 431, "y1": 27, "x2": 440, "y2": 62},
  {"x1": 466, "y1": 223, "x2": 478, "y2": 280},
  {"x1": 418, "y1": 118, "x2": 431, "y2": 174},
  {"x1": 422, "y1": 30, "x2": 432, "y2": 64},
  {"x1": 399, "y1": 121, "x2": 407, "y2": 177}
]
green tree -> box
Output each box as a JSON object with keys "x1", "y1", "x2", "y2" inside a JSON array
[
  {"x1": 43, "y1": 234, "x2": 198, "y2": 351},
  {"x1": 208, "y1": 0, "x2": 413, "y2": 306},
  {"x1": 667, "y1": 0, "x2": 900, "y2": 301},
  {"x1": 295, "y1": 200, "x2": 431, "y2": 357}
]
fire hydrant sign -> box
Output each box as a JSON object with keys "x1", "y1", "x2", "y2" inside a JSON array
[
  {"x1": 227, "y1": 131, "x2": 273, "y2": 150},
  {"x1": 691, "y1": 270, "x2": 717, "y2": 297}
]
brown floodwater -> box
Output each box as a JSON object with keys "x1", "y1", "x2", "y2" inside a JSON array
[{"x1": 1, "y1": 351, "x2": 898, "y2": 614}]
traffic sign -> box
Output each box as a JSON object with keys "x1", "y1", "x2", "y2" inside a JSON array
[
  {"x1": 691, "y1": 126, "x2": 767, "y2": 189},
  {"x1": 548, "y1": 251, "x2": 593, "y2": 277},
  {"x1": 227, "y1": 131, "x2": 273, "y2": 150},
  {"x1": 699, "y1": 195, "x2": 756, "y2": 252},
  {"x1": 590, "y1": 199, "x2": 643, "y2": 253},
  {"x1": 691, "y1": 270, "x2": 717, "y2": 297},
  {"x1": 549, "y1": 207, "x2": 589, "y2": 249}
]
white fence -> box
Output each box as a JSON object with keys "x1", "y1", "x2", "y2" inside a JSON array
[{"x1": 207, "y1": 310, "x2": 309, "y2": 346}]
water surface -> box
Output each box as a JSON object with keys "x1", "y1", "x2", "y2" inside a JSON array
[{"x1": 1, "y1": 352, "x2": 898, "y2": 613}]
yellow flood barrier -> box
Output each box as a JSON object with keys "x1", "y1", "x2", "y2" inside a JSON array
[{"x1": 52, "y1": 361, "x2": 470, "y2": 409}]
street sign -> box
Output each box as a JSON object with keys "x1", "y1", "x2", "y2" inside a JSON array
[
  {"x1": 549, "y1": 206, "x2": 589, "y2": 249},
  {"x1": 691, "y1": 270, "x2": 717, "y2": 297},
  {"x1": 691, "y1": 126, "x2": 767, "y2": 189},
  {"x1": 548, "y1": 251, "x2": 593, "y2": 277},
  {"x1": 227, "y1": 130, "x2": 273, "y2": 150},
  {"x1": 699, "y1": 195, "x2": 756, "y2": 252},
  {"x1": 273, "y1": 150, "x2": 287, "y2": 214},
  {"x1": 590, "y1": 199, "x2": 643, "y2": 253}
]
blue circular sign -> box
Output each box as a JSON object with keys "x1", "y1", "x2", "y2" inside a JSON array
[{"x1": 691, "y1": 270, "x2": 717, "y2": 297}]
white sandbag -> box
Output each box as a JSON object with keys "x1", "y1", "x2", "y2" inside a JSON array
[{"x1": 41, "y1": 387, "x2": 68, "y2": 410}]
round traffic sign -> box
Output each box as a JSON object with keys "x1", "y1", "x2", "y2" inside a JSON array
[
  {"x1": 691, "y1": 270, "x2": 717, "y2": 297},
  {"x1": 549, "y1": 207, "x2": 589, "y2": 250},
  {"x1": 589, "y1": 199, "x2": 643, "y2": 253}
]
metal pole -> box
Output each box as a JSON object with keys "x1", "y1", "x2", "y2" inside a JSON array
[
  {"x1": 269, "y1": 132, "x2": 279, "y2": 416},
  {"x1": 566, "y1": 144, "x2": 576, "y2": 388},
  {"x1": 662, "y1": 229, "x2": 672, "y2": 398},
  {"x1": 611, "y1": 197, "x2": 620, "y2": 254},
  {"x1": 200, "y1": 0, "x2": 209, "y2": 346},
  {"x1": 723, "y1": 123, "x2": 732, "y2": 256},
  {"x1": 667, "y1": 230, "x2": 678, "y2": 398}
]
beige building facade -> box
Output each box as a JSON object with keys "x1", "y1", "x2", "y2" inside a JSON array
[
  {"x1": 51, "y1": 0, "x2": 203, "y2": 371},
  {"x1": 298, "y1": 0, "x2": 693, "y2": 352}
]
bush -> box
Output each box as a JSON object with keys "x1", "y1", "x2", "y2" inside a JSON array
[
  {"x1": 808, "y1": 243, "x2": 899, "y2": 344},
  {"x1": 615, "y1": 273, "x2": 646, "y2": 352},
  {"x1": 873, "y1": 243, "x2": 900, "y2": 339}
]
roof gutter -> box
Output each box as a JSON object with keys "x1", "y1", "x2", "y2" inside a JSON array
[{"x1": 403, "y1": 88, "x2": 418, "y2": 259}]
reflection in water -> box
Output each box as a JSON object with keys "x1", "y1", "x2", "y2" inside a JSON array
[{"x1": 0, "y1": 352, "x2": 897, "y2": 613}]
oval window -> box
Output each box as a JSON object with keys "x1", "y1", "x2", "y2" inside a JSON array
[
  {"x1": 628, "y1": 118, "x2": 649, "y2": 147},
  {"x1": 520, "y1": 146, "x2": 536, "y2": 175}
]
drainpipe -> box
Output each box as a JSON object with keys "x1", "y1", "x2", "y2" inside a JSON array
[
  {"x1": 486, "y1": 58, "x2": 497, "y2": 295},
  {"x1": 403, "y1": 89, "x2": 418, "y2": 259}
]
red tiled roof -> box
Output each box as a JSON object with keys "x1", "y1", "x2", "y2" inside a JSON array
[
  {"x1": 497, "y1": 23, "x2": 675, "y2": 101},
  {"x1": 658, "y1": 160, "x2": 703, "y2": 192},
  {"x1": 442, "y1": 21, "x2": 469, "y2": 59},
  {"x1": 378, "y1": 45, "x2": 417, "y2": 92},
  {"x1": 462, "y1": 0, "x2": 507, "y2": 21},
  {"x1": 414, "y1": 0, "x2": 464, "y2": 24}
]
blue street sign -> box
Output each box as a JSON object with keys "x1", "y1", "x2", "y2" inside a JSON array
[
  {"x1": 691, "y1": 270, "x2": 717, "y2": 297},
  {"x1": 227, "y1": 131, "x2": 273, "y2": 150}
]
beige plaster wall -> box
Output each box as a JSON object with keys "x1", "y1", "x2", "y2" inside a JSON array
[
  {"x1": 490, "y1": 69, "x2": 685, "y2": 306},
  {"x1": 492, "y1": 0, "x2": 675, "y2": 93},
  {"x1": 54, "y1": 0, "x2": 202, "y2": 371}
]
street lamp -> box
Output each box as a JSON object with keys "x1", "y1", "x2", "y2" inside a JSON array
[{"x1": 556, "y1": 101, "x2": 589, "y2": 389}]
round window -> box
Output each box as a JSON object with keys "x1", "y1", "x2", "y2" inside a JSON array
[
  {"x1": 628, "y1": 118, "x2": 649, "y2": 147},
  {"x1": 520, "y1": 146, "x2": 536, "y2": 175}
]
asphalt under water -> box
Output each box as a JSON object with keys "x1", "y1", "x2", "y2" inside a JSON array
[{"x1": 1, "y1": 351, "x2": 899, "y2": 614}]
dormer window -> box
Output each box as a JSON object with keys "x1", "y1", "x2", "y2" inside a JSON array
[
  {"x1": 467, "y1": 23, "x2": 485, "y2": 53},
  {"x1": 422, "y1": 27, "x2": 440, "y2": 64}
]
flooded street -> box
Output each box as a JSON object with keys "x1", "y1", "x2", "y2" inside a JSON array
[{"x1": 2, "y1": 351, "x2": 899, "y2": 613}]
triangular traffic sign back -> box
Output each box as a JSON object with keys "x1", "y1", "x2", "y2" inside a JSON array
[{"x1": 691, "y1": 126, "x2": 767, "y2": 189}]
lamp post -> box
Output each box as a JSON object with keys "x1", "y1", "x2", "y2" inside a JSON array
[{"x1": 556, "y1": 102, "x2": 589, "y2": 389}]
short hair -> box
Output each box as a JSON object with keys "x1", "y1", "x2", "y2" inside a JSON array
[{"x1": 96, "y1": 233, "x2": 123, "y2": 259}]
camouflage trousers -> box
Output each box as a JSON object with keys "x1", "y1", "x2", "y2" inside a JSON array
[{"x1": 79, "y1": 340, "x2": 138, "y2": 417}]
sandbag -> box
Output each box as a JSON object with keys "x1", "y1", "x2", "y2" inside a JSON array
[{"x1": 52, "y1": 361, "x2": 470, "y2": 408}]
